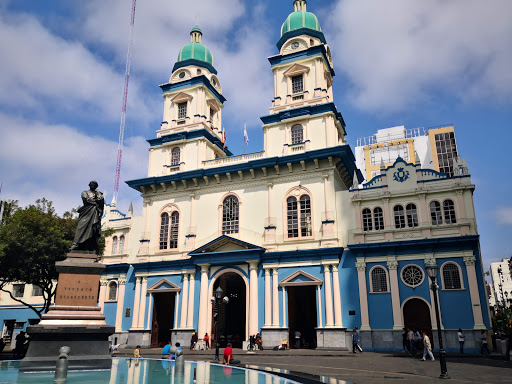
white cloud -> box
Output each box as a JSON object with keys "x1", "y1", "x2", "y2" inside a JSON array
[
  {"x1": 0, "y1": 113, "x2": 147, "y2": 215},
  {"x1": 0, "y1": 12, "x2": 154, "y2": 122},
  {"x1": 326, "y1": 0, "x2": 512, "y2": 112},
  {"x1": 495, "y1": 208, "x2": 512, "y2": 225}
]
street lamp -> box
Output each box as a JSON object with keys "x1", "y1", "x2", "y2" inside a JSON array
[
  {"x1": 425, "y1": 259, "x2": 450, "y2": 380},
  {"x1": 212, "y1": 286, "x2": 229, "y2": 362}
]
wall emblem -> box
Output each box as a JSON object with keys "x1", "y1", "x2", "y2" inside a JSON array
[{"x1": 393, "y1": 167, "x2": 410, "y2": 183}]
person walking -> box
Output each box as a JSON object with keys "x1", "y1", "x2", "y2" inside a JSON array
[
  {"x1": 480, "y1": 330, "x2": 490, "y2": 356},
  {"x1": 402, "y1": 328, "x2": 409, "y2": 353},
  {"x1": 421, "y1": 331, "x2": 435, "y2": 361},
  {"x1": 294, "y1": 330, "x2": 301, "y2": 349},
  {"x1": 203, "y1": 333, "x2": 210, "y2": 350},
  {"x1": 352, "y1": 329, "x2": 362, "y2": 353},
  {"x1": 457, "y1": 328, "x2": 465, "y2": 354},
  {"x1": 407, "y1": 328, "x2": 416, "y2": 356}
]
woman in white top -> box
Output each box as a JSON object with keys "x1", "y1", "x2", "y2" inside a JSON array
[{"x1": 457, "y1": 328, "x2": 465, "y2": 354}]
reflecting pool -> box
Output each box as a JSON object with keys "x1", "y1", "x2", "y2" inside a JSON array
[{"x1": 0, "y1": 358, "x2": 301, "y2": 384}]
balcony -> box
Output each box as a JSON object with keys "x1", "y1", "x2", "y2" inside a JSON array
[{"x1": 202, "y1": 151, "x2": 265, "y2": 168}]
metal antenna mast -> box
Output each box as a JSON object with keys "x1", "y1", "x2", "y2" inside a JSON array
[{"x1": 113, "y1": 0, "x2": 137, "y2": 206}]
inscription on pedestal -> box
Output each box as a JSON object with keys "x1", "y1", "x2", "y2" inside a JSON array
[{"x1": 55, "y1": 273, "x2": 99, "y2": 306}]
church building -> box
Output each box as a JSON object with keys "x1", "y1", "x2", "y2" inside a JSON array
[{"x1": 0, "y1": 1, "x2": 491, "y2": 353}]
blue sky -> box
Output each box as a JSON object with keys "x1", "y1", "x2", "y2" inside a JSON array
[{"x1": 0, "y1": 0, "x2": 511, "y2": 269}]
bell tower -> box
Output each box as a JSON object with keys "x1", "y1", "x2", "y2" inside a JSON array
[{"x1": 262, "y1": 1, "x2": 347, "y2": 157}]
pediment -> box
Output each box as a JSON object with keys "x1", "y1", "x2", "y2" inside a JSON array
[
  {"x1": 279, "y1": 270, "x2": 323, "y2": 287},
  {"x1": 207, "y1": 98, "x2": 221, "y2": 112},
  {"x1": 147, "y1": 279, "x2": 181, "y2": 293},
  {"x1": 189, "y1": 235, "x2": 264, "y2": 255},
  {"x1": 171, "y1": 92, "x2": 193, "y2": 103},
  {"x1": 283, "y1": 63, "x2": 310, "y2": 77}
]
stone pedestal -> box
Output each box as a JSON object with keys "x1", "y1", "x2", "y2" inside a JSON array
[
  {"x1": 315, "y1": 327, "x2": 349, "y2": 350},
  {"x1": 261, "y1": 327, "x2": 289, "y2": 349},
  {"x1": 20, "y1": 251, "x2": 114, "y2": 372},
  {"x1": 127, "y1": 329, "x2": 151, "y2": 348},
  {"x1": 171, "y1": 328, "x2": 195, "y2": 348}
]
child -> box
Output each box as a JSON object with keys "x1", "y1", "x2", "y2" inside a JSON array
[{"x1": 133, "y1": 345, "x2": 141, "y2": 358}]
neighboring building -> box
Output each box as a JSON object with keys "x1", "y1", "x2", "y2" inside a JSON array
[
  {"x1": 489, "y1": 259, "x2": 512, "y2": 308},
  {"x1": 0, "y1": 0, "x2": 491, "y2": 353}
]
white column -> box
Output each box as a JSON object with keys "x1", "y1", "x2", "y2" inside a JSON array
[
  {"x1": 282, "y1": 287, "x2": 287, "y2": 328},
  {"x1": 248, "y1": 261, "x2": 259, "y2": 336},
  {"x1": 267, "y1": 183, "x2": 273, "y2": 221},
  {"x1": 180, "y1": 273, "x2": 189, "y2": 328},
  {"x1": 115, "y1": 278, "x2": 127, "y2": 332},
  {"x1": 174, "y1": 292, "x2": 180, "y2": 329},
  {"x1": 98, "y1": 279, "x2": 108, "y2": 312},
  {"x1": 317, "y1": 286, "x2": 323, "y2": 328},
  {"x1": 187, "y1": 272, "x2": 196, "y2": 329},
  {"x1": 331, "y1": 265, "x2": 342, "y2": 327},
  {"x1": 189, "y1": 194, "x2": 196, "y2": 230},
  {"x1": 356, "y1": 261, "x2": 370, "y2": 330},
  {"x1": 272, "y1": 268, "x2": 279, "y2": 327},
  {"x1": 146, "y1": 293, "x2": 153, "y2": 331},
  {"x1": 131, "y1": 277, "x2": 141, "y2": 329},
  {"x1": 197, "y1": 265, "x2": 210, "y2": 337},
  {"x1": 323, "y1": 265, "x2": 334, "y2": 327},
  {"x1": 464, "y1": 256, "x2": 486, "y2": 329},
  {"x1": 264, "y1": 268, "x2": 271, "y2": 327},
  {"x1": 322, "y1": 175, "x2": 331, "y2": 214},
  {"x1": 387, "y1": 260, "x2": 403, "y2": 330},
  {"x1": 137, "y1": 277, "x2": 148, "y2": 328}
]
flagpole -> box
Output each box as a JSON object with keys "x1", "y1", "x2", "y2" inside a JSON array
[{"x1": 244, "y1": 123, "x2": 246, "y2": 155}]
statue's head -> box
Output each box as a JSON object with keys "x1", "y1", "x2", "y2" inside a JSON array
[{"x1": 89, "y1": 180, "x2": 99, "y2": 190}]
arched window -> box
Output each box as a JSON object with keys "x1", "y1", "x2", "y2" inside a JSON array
[
  {"x1": 374, "y1": 207, "x2": 384, "y2": 230},
  {"x1": 169, "y1": 212, "x2": 179, "y2": 249},
  {"x1": 291, "y1": 124, "x2": 303, "y2": 144},
  {"x1": 394, "y1": 205, "x2": 406, "y2": 229},
  {"x1": 443, "y1": 200, "x2": 457, "y2": 224},
  {"x1": 159, "y1": 213, "x2": 169, "y2": 250},
  {"x1": 287, "y1": 196, "x2": 298, "y2": 238},
  {"x1": 222, "y1": 196, "x2": 239, "y2": 234},
  {"x1": 362, "y1": 208, "x2": 373, "y2": 231},
  {"x1": 430, "y1": 201, "x2": 442, "y2": 225},
  {"x1": 118, "y1": 235, "x2": 125, "y2": 254},
  {"x1": 442, "y1": 263, "x2": 462, "y2": 289},
  {"x1": 300, "y1": 195, "x2": 312, "y2": 237},
  {"x1": 111, "y1": 236, "x2": 118, "y2": 255},
  {"x1": 108, "y1": 281, "x2": 117, "y2": 301},
  {"x1": 171, "y1": 147, "x2": 180, "y2": 166},
  {"x1": 371, "y1": 267, "x2": 388, "y2": 292},
  {"x1": 406, "y1": 204, "x2": 419, "y2": 228}
]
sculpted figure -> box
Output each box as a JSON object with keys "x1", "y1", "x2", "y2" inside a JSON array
[{"x1": 70, "y1": 181, "x2": 104, "y2": 252}]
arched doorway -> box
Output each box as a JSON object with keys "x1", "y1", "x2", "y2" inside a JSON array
[
  {"x1": 403, "y1": 298, "x2": 432, "y2": 335},
  {"x1": 211, "y1": 272, "x2": 246, "y2": 348}
]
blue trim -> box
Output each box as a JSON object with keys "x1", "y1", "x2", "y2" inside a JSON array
[
  {"x1": 322, "y1": 220, "x2": 335, "y2": 224},
  {"x1": 109, "y1": 218, "x2": 130, "y2": 222},
  {"x1": 172, "y1": 59, "x2": 217, "y2": 75},
  {"x1": 126, "y1": 145, "x2": 363, "y2": 191},
  {"x1": 132, "y1": 260, "x2": 196, "y2": 273},
  {"x1": 147, "y1": 128, "x2": 233, "y2": 156},
  {"x1": 160, "y1": 75, "x2": 225, "y2": 103},
  {"x1": 262, "y1": 247, "x2": 344, "y2": 264},
  {"x1": 270, "y1": 44, "x2": 334, "y2": 77},
  {"x1": 276, "y1": 28, "x2": 327, "y2": 51},
  {"x1": 185, "y1": 234, "x2": 196, "y2": 238},
  {"x1": 260, "y1": 102, "x2": 346, "y2": 130},
  {"x1": 104, "y1": 263, "x2": 131, "y2": 274},
  {"x1": 264, "y1": 226, "x2": 276, "y2": 230}
]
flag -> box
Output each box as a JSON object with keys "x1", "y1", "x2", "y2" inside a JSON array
[
  {"x1": 222, "y1": 127, "x2": 226, "y2": 148},
  {"x1": 244, "y1": 123, "x2": 249, "y2": 146}
]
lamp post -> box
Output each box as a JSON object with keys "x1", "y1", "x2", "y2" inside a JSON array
[
  {"x1": 212, "y1": 286, "x2": 229, "y2": 362},
  {"x1": 425, "y1": 259, "x2": 450, "y2": 380}
]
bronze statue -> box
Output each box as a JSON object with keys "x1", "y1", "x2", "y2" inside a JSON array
[{"x1": 70, "y1": 181, "x2": 104, "y2": 252}]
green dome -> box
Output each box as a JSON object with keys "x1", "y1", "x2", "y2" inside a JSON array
[
  {"x1": 177, "y1": 42, "x2": 213, "y2": 66},
  {"x1": 281, "y1": 10, "x2": 321, "y2": 36}
]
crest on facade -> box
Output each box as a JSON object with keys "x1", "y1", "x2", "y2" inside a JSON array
[{"x1": 393, "y1": 167, "x2": 410, "y2": 183}]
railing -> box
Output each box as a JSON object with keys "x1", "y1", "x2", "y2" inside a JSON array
[
  {"x1": 202, "y1": 151, "x2": 265, "y2": 168},
  {"x1": 363, "y1": 175, "x2": 383, "y2": 189}
]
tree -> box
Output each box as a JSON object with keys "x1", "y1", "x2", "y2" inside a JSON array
[{"x1": 0, "y1": 198, "x2": 110, "y2": 318}]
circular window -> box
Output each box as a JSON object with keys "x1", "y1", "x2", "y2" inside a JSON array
[
  {"x1": 291, "y1": 42, "x2": 300, "y2": 49},
  {"x1": 197, "y1": 69, "x2": 202, "y2": 75},
  {"x1": 212, "y1": 78, "x2": 217, "y2": 86},
  {"x1": 179, "y1": 72, "x2": 186, "y2": 79},
  {"x1": 401, "y1": 265, "x2": 424, "y2": 287}
]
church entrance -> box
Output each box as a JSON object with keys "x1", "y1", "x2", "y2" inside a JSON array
[
  {"x1": 403, "y1": 298, "x2": 432, "y2": 334},
  {"x1": 151, "y1": 292, "x2": 175, "y2": 348},
  {"x1": 212, "y1": 272, "x2": 246, "y2": 348},
  {"x1": 288, "y1": 286, "x2": 317, "y2": 349}
]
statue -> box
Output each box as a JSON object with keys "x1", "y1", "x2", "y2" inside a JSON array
[{"x1": 70, "y1": 181, "x2": 104, "y2": 252}]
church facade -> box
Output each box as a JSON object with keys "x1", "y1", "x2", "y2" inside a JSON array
[{"x1": 0, "y1": 1, "x2": 491, "y2": 352}]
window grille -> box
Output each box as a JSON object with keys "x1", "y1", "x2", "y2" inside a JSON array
[
  {"x1": 406, "y1": 204, "x2": 419, "y2": 228},
  {"x1": 13, "y1": 284, "x2": 25, "y2": 298},
  {"x1": 171, "y1": 147, "x2": 181, "y2": 166},
  {"x1": 394, "y1": 205, "x2": 406, "y2": 229},
  {"x1": 118, "y1": 235, "x2": 125, "y2": 254},
  {"x1": 373, "y1": 207, "x2": 384, "y2": 230},
  {"x1": 222, "y1": 196, "x2": 239, "y2": 234},
  {"x1": 402, "y1": 265, "x2": 423, "y2": 287},
  {"x1": 442, "y1": 264, "x2": 462, "y2": 289},
  {"x1": 443, "y1": 200, "x2": 457, "y2": 224},
  {"x1": 300, "y1": 195, "x2": 312, "y2": 237},
  {"x1": 287, "y1": 197, "x2": 299, "y2": 238},
  {"x1": 159, "y1": 213, "x2": 169, "y2": 250},
  {"x1": 434, "y1": 132, "x2": 458, "y2": 176},
  {"x1": 178, "y1": 102, "x2": 187, "y2": 120},
  {"x1": 430, "y1": 201, "x2": 443, "y2": 225},
  {"x1": 32, "y1": 285, "x2": 43, "y2": 297},
  {"x1": 108, "y1": 282, "x2": 117, "y2": 301},
  {"x1": 291, "y1": 75, "x2": 304, "y2": 94},
  {"x1": 362, "y1": 208, "x2": 373, "y2": 231},
  {"x1": 170, "y1": 212, "x2": 179, "y2": 249},
  {"x1": 291, "y1": 125, "x2": 303, "y2": 144},
  {"x1": 371, "y1": 267, "x2": 388, "y2": 292},
  {"x1": 111, "y1": 236, "x2": 118, "y2": 255}
]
